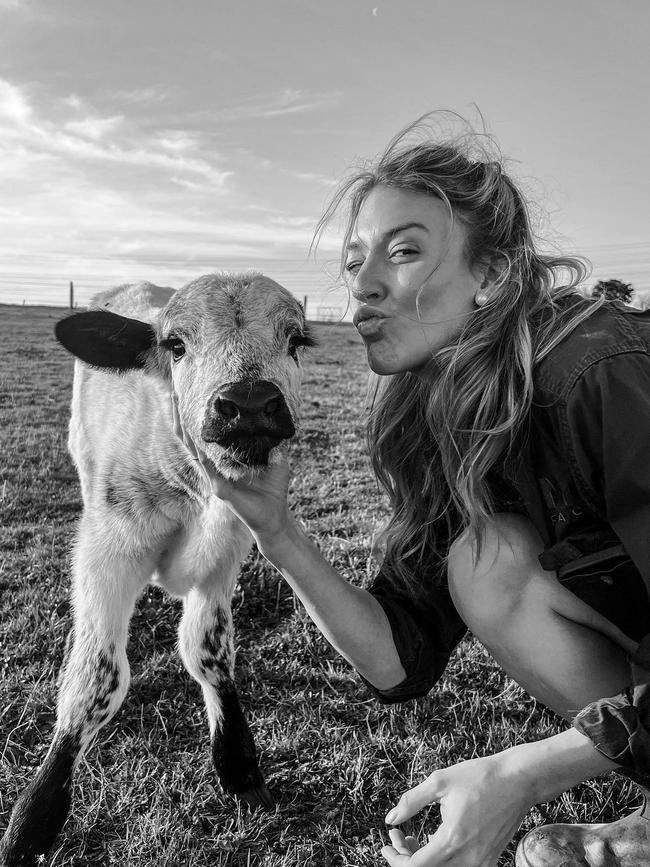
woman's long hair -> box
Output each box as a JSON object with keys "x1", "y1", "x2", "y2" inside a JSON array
[{"x1": 314, "y1": 114, "x2": 604, "y2": 597}]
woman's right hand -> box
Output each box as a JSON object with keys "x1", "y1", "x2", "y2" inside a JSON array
[
  {"x1": 205, "y1": 458, "x2": 294, "y2": 542},
  {"x1": 171, "y1": 389, "x2": 293, "y2": 542}
]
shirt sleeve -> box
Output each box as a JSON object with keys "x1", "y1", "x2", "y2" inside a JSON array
[
  {"x1": 564, "y1": 351, "x2": 650, "y2": 776},
  {"x1": 361, "y1": 566, "x2": 467, "y2": 704}
]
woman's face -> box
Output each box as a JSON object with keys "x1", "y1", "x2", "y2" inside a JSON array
[{"x1": 346, "y1": 185, "x2": 483, "y2": 376}]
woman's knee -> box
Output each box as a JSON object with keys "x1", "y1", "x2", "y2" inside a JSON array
[{"x1": 447, "y1": 513, "x2": 545, "y2": 630}]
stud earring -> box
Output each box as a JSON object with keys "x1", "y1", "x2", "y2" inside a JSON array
[{"x1": 475, "y1": 290, "x2": 490, "y2": 307}]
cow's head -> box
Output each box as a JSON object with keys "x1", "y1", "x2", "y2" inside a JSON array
[{"x1": 55, "y1": 273, "x2": 315, "y2": 477}]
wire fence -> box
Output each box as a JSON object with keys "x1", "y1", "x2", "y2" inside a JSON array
[
  {"x1": 0, "y1": 255, "x2": 351, "y2": 313},
  {"x1": 1, "y1": 251, "x2": 649, "y2": 315},
  {"x1": 0, "y1": 278, "x2": 353, "y2": 322}
]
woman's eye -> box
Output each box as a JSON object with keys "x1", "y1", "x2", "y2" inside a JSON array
[
  {"x1": 345, "y1": 259, "x2": 363, "y2": 274},
  {"x1": 390, "y1": 247, "x2": 417, "y2": 260}
]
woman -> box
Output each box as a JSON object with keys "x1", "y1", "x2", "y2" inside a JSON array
[{"x1": 180, "y1": 117, "x2": 650, "y2": 866}]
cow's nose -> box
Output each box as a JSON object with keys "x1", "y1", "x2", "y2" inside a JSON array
[
  {"x1": 202, "y1": 379, "x2": 295, "y2": 460},
  {"x1": 213, "y1": 381, "x2": 286, "y2": 422}
]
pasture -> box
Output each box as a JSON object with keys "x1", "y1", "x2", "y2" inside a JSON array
[{"x1": 0, "y1": 303, "x2": 637, "y2": 866}]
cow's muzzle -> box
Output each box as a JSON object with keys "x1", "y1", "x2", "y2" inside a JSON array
[{"x1": 201, "y1": 380, "x2": 295, "y2": 465}]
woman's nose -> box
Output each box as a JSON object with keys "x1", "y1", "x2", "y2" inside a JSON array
[{"x1": 351, "y1": 256, "x2": 386, "y2": 302}]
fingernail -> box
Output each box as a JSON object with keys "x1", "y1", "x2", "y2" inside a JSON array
[{"x1": 385, "y1": 808, "x2": 398, "y2": 824}]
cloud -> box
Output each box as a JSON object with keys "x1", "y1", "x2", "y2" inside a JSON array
[
  {"x1": 282, "y1": 169, "x2": 337, "y2": 187},
  {"x1": 0, "y1": 79, "x2": 32, "y2": 124},
  {"x1": 47, "y1": 131, "x2": 232, "y2": 187},
  {"x1": 0, "y1": 77, "x2": 343, "y2": 303},
  {"x1": 157, "y1": 130, "x2": 204, "y2": 153},
  {"x1": 259, "y1": 88, "x2": 340, "y2": 118},
  {"x1": 206, "y1": 88, "x2": 341, "y2": 122},
  {"x1": 65, "y1": 114, "x2": 125, "y2": 141},
  {"x1": 169, "y1": 176, "x2": 209, "y2": 191},
  {"x1": 0, "y1": 0, "x2": 30, "y2": 10},
  {"x1": 61, "y1": 94, "x2": 84, "y2": 111},
  {"x1": 109, "y1": 87, "x2": 169, "y2": 105},
  {"x1": 268, "y1": 215, "x2": 320, "y2": 228},
  {"x1": 0, "y1": 79, "x2": 231, "y2": 188},
  {"x1": 0, "y1": 0, "x2": 52, "y2": 24}
]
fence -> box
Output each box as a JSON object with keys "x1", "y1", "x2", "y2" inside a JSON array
[{"x1": 314, "y1": 306, "x2": 345, "y2": 323}]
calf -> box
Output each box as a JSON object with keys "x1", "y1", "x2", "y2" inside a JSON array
[{"x1": 0, "y1": 272, "x2": 314, "y2": 866}]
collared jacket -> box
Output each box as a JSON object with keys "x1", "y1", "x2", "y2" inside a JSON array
[{"x1": 365, "y1": 300, "x2": 650, "y2": 781}]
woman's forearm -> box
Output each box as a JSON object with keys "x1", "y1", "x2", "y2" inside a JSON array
[
  {"x1": 256, "y1": 516, "x2": 407, "y2": 690},
  {"x1": 500, "y1": 726, "x2": 619, "y2": 805}
]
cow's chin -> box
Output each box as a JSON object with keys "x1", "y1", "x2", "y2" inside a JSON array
[{"x1": 208, "y1": 437, "x2": 285, "y2": 480}]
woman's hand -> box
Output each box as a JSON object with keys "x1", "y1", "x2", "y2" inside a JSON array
[
  {"x1": 381, "y1": 755, "x2": 531, "y2": 867},
  {"x1": 170, "y1": 389, "x2": 293, "y2": 541},
  {"x1": 205, "y1": 457, "x2": 293, "y2": 541}
]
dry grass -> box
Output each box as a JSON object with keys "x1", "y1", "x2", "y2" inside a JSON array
[{"x1": 0, "y1": 303, "x2": 639, "y2": 866}]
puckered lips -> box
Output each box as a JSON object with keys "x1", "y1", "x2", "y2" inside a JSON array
[{"x1": 353, "y1": 305, "x2": 389, "y2": 339}]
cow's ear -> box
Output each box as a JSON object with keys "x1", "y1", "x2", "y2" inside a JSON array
[{"x1": 55, "y1": 310, "x2": 156, "y2": 371}]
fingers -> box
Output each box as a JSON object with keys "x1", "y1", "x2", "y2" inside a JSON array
[
  {"x1": 381, "y1": 820, "x2": 426, "y2": 865},
  {"x1": 169, "y1": 388, "x2": 219, "y2": 488},
  {"x1": 170, "y1": 390, "x2": 185, "y2": 445},
  {"x1": 385, "y1": 773, "x2": 442, "y2": 825},
  {"x1": 170, "y1": 389, "x2": 197, "y2": 457},
  {"x1": 381, "y1": 835, "x2": 428, "y2": 865},
  {"x1": 381, "y1": 833, "x2": 459, "y2": 867},
  {"x1": 381, "y1": 844, "x2": 411, "y2": 865},
  {"x1": 194, "y1": 444, "x2": 215, "y2": 487},
  {"x1": 388, "y1": 829, "x2": 419, "y2": 855}
]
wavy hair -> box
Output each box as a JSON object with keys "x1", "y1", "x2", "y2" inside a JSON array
[{"x1": 314, "y1": 114, "x2": 604, "y2": 597}]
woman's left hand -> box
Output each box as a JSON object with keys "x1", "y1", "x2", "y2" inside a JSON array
[{"x1": 381, "y1": 754, "x2": 531, "y2": 867}]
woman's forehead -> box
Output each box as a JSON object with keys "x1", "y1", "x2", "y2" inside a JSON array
[{"x1": 350, "y1": 185, "x2": 454, "y2": 246}]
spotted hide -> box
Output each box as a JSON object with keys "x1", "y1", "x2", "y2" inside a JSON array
[{"x1": 0, "y1": 273, "x2": 314, "y2": 867}]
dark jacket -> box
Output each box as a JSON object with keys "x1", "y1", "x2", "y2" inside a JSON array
[{"x1": 365, "y1": 301, "x2": 650, "y2": 780}]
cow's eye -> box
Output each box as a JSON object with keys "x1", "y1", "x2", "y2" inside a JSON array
[
  {"x1": 162, "y1": 338, "x2": 186, "y2": 361},
  {"x1": 171, "y1": 340, "x2": 185, "y2": 361},
  {"x1": 287, "y1": 328, "x2": 317, "y2": 364}
]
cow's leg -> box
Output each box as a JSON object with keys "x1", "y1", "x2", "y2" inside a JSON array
[
  {"x1": 178, "y1": 586, "x2": 273, "y2": 810},
  {"x1": 0, "y1": 520, "x2": 152, "y2": 867}
]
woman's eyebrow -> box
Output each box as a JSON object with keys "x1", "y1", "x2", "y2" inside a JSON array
[
  {"x1": 384, "y1": 221, "x2": 430, "y2": 239},
  {"x1": 346, "y1": 221, "x2": 430, "y2": 252}
]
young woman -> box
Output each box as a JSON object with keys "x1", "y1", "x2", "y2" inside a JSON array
[{"x1": 181, "y1": 118, "x2": 650, "y2": 866}]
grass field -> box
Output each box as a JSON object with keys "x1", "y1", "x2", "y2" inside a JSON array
[{"x1": 0, "y1": 303, "x2": 638, "y2": 866}]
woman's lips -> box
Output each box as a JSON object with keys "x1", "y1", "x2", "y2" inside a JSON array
[
  {"x1": 353, "y1": 306, "x2": 389, "y2": 339},
  {"x1": 355, "y1": 316, "x2": 387, "y2": 338}
]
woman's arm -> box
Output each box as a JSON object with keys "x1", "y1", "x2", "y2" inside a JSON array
[
  {"x1": 257, "y1": 509, "x2": 408, "y2": 690},
  {"x1": 381, "y1": 727, "x2": 619, "y2": 867},
  {"x1": 197, "y1": 453, "x2": 407, "y2": 690},
  {"x1": 170, "y1": 394, "x2": 407, "y2": 688},
  {"x1": 500, "y1": 726, "x2": 619, "y2": 803},
  {"x1": 564, "y1": 351, "x2": 650, "y2": 776}
]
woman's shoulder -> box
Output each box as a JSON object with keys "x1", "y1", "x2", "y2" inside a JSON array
[{"x1": 534, "y1": 299, "x2": 650, "y2": 398}]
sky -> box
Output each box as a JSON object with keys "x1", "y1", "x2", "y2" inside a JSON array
[{"x1": 1, "y1": 0, "x2": 649, "y2": 311}]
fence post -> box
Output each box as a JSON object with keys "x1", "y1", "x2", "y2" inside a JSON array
[
  {"x1": 69, "y1": 281, "x2": 74, "y2": 310},
  {"x1": 303, "y1": 295, "x2": 308, "y2": 318}
]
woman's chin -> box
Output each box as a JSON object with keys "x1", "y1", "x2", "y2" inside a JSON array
[
  {"x1": 365, "y1": 344, "x2": 421, "y2": 376},
  {"x1": 365, "y1": 345, "x2": 394, "y2": 375}
]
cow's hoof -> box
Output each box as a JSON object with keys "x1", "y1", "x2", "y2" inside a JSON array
[{"x1": 238, "y1": 784, "x2": 275, "y2": 811}]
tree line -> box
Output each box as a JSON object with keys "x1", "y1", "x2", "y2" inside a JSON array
[{"x1": 592, "y1": 278, "x2": 634, "y2": 303}]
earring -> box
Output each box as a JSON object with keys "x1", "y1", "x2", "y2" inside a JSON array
[{"x1": 475, "y1": 290, "x2": 490, "y2": 307}]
